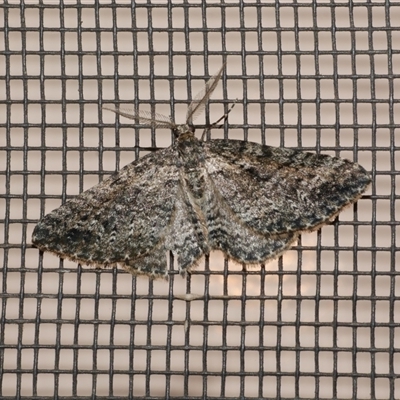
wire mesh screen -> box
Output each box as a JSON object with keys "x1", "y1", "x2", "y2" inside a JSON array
[{"x1": 1, "y1": 1, "x2": 398, "y2": 399}]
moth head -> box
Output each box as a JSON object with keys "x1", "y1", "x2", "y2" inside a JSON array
[{"x1": 174, "y1": 123, "x2": 196, "y2": 140}]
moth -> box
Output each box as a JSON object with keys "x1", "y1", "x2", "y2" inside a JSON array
[{"x1": 32, "y1": 66, "x2": 371, "y2": 278}]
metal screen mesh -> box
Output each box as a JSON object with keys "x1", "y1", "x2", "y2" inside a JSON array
[{"x1": 1, "y1": 1, "x2": 399, "y2": 399}]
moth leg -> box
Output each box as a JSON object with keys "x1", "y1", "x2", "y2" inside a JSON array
[{"x1": 200, "y1": 100, "x2": 237, "y2": 141}]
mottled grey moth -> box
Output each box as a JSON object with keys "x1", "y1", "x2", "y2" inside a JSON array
[{"x1": 32, "y1": 66, "x2": 371, "y2": 279}]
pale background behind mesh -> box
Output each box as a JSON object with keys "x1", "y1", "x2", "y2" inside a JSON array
[{"x1": 0, "y1": 2, "x2": 399, "y2": 399}]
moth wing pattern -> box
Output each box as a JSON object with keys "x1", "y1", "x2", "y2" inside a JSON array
[
  {"x1": 32, "y1": 65, "x2": 372, "y2": 279},
  {"x1": 204, "y1": 139, "x2": 371, "y2": 236},
  {"x1": 32, "y1": 147, "x2": 187, "y2": 278},
  {"x1": 204, "y1": 184, "x2": 299, "y2": 265}
]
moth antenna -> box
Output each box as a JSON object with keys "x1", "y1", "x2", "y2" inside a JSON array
[
  {"x1": 104, "y1": 106, "x2": 176, "y2": 129},
  {"x1": 186, "y1": 64, "x2": 224, "y2": 126}
]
